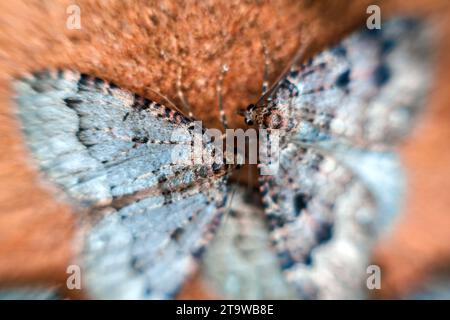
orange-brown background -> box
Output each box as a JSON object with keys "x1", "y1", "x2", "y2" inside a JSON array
[{"x1": 0, "y1": 0, "x2": 449, "y2": 299}]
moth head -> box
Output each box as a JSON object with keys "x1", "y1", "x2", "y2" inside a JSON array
[{"x1": 237, "y1": 103, "x2": 257, "y2": 126}]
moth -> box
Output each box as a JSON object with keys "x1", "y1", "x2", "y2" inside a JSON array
[{"x1": 13, "y1": 17, "x2": 434, "y2": 299}]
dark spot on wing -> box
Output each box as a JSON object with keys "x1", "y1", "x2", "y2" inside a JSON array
[
  {"x1": 29, "y1": 76, "x2": 52, "y2": 92},
  {"x1": 64, "y1": 97, "x2": 83, "y2": 108},
  {"x1": 131, "y1": 94, "x2": 153, "y2": 111},
  {"x1": 294, "y1": 193, "x2": 310, "y2": 216},
  {"x1": 332, "y1": 45, "x2": 347, "y2": 57},
  {"x1": 381, "y1": 39, "x2": 396, "y2": 54},
  {"x1": 316, "y1": 222, "x2": 333, "y2": 244},
  {"x1": 266, "y1": 213, "x2": 285, "y2": 229},
  {"x1": 132, "y1": 136, "x2": 149, "y2": 144},
  {"x1": 289, "y1": 68, "x2": 299, "y2": 78},
  {"x1": 198, "y1": 166, "x2": 209, "y2": 178},
  {"x1": 373, "y1": 64, "x2": 391, "y2": 86},
  {"x1": 271, "y1": 193, "x2": 279, "y2": 203},
  {"x1": 303, "y1": 253, "x2": 312, "y2": 266},
  {"x1": 142, "y1": 99, "x2": 151, "y2": 110},
  {"x1": 400, "y1": 18, "x2": 419, "y2": 30},
  {"x1": 123, "y1": 112, "x2": 130, "y2": 121},
  {"x1": 144, "y1": 287, "x2": 152, "y2": 297},
  {"x1": 212, "y1": 162, "x2": 222, "y2": 173},
  {"x1": 363, "y1": 28, "x2": 382, "y2": 38},
  {"x1": 280, "y1": 79, "x2": 299, "y2": 97},
  {"x1": 310, "y1": 153, "x2": 324, "y2": 171},
  {"x1": 77, "y1": 73, "x2": 91, "y2": 91},
  {"x1": 336, "y1": 69, "x2": 351, "y2": 88},
  {"x1": 94, "y1": 77, "x2": 104, "y2": 87},
  {"x1": 57, "y1": 69, "x2": 64, "y2": 79},
  {"x1": 34, "y1": 70, "x2": 50, "y2": 80},
  {"x1": 170, "y1": 227, "x2": 184, "y2": 242},
  {"x1": 228, "y1": 209, "x2": 238, "y2": 218},
  {"x1": 192, "y1": 246, "x2": 205, "y2": 259},
  {"x1": 158, "y1": 176, "x2": 168, "y2": 184},
  {"x1": 260, "y1": 185, "x2": 269, "y2": 197},
  {"x1": 130, "y1": 256, "x2": 144, "y2": 273},
  {"x1": 131, "y1": 94, "x2": 142, "y2": 109},
  {"x1": 278, "y1": 250, "x2": 296, "y2": 270}
]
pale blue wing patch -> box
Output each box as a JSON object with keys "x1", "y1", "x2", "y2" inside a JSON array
[
  {"x1": 83, "y1": 178, "x2": 227, "y2": 299},
  {"x1": 14, "y1": 70, "x2": 230, "y2": 299},
  {"x1": 318, "y1": 141, "x2": 405, "y2": 231},
  {"x1": 203, "y1": 144, "x2": 403, "y2": 299},
  {"x1": 257, "y1": 18, "x2": 434, "y2": 146},
  {"x1": 14, "y1": 71, "x2": 222, "y2": 208}
]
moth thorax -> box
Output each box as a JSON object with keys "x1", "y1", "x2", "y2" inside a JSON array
[{"x1": 263, "y1": 109, "x2": 285, "y2": 130}]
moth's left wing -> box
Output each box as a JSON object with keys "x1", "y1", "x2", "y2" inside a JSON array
[
  {"x1": 252, "y1": 17, "x2": 434, "y2": 298},
  {"x1": 14, "y1": 70, "x2": 229, "y2": 299}
]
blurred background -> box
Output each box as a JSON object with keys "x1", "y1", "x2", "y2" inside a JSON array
[{"x1": 0, "y1": 0, "x2": 449, "y2": 299}]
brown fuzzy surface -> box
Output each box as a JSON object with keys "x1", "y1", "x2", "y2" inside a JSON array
[{"x1": 0, "y1": 0, "x2": 449, "y2": 299}]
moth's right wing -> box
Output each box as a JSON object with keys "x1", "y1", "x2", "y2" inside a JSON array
[
  {"x1": 263, "y1": 17, "x2": 434, "y2": 147},
  {"x1": 258, "y1": 142, "x2": 404, "y2": 299},
  {"x1": 15, "y1": 70, "x2": 223, "y2": 207},
  {"x1": 203, "y1": 143, "x2": 402, "y2": 300},
  {"x1": 14, "y1": 70, "x2": 229, "y2": 299}
]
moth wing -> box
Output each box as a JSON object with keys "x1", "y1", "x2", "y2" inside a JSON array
[
  {"x1": 258, "y1": 142, "x2": 403, "y2": 299},
  {"x1": 14, "y1": 71, "x2": 228, "y2": 298},
  {"x1": 202, "y1": 187, "x2": 296, "y2": 299},
  {"x1": 15, "y1": 70, "x2": 226, "y2": 207},
  {"x1": 83, "y1": 178, "x2": 227, "y2": 299},
  {"x1": 263, "y1": 18, "x2": 434, "y2": 146}
]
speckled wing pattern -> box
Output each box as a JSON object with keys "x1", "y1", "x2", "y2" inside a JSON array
[
  {"x1": 204, "y1": 151, "x2": 404, "y2": 299},
  {"x1": 202, "y1": 158, "x2": 403, "y2": 299},
  {"x1": 255, "y1": 18, "x2": 434, "y2": 298},
  {"x1": 14, "y1": 70, "x2": 229, "y2": 299},
  {"x1": 256, "y1": 18, "x2": 433, "y2": 146}
]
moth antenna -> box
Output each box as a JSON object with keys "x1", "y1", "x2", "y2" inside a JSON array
[
  {"x1": 176, "y1": 66, "x2": 194, "y2": 119},
  {"x1": 254, "y1": 42, "x2": 309, "y2": 108},
  {"x1": 216, "y1": 63, "x2": 229, "y2": 131},
  {"x1": 145, "y1": 87, "x2": 185, "y2": 116}
]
